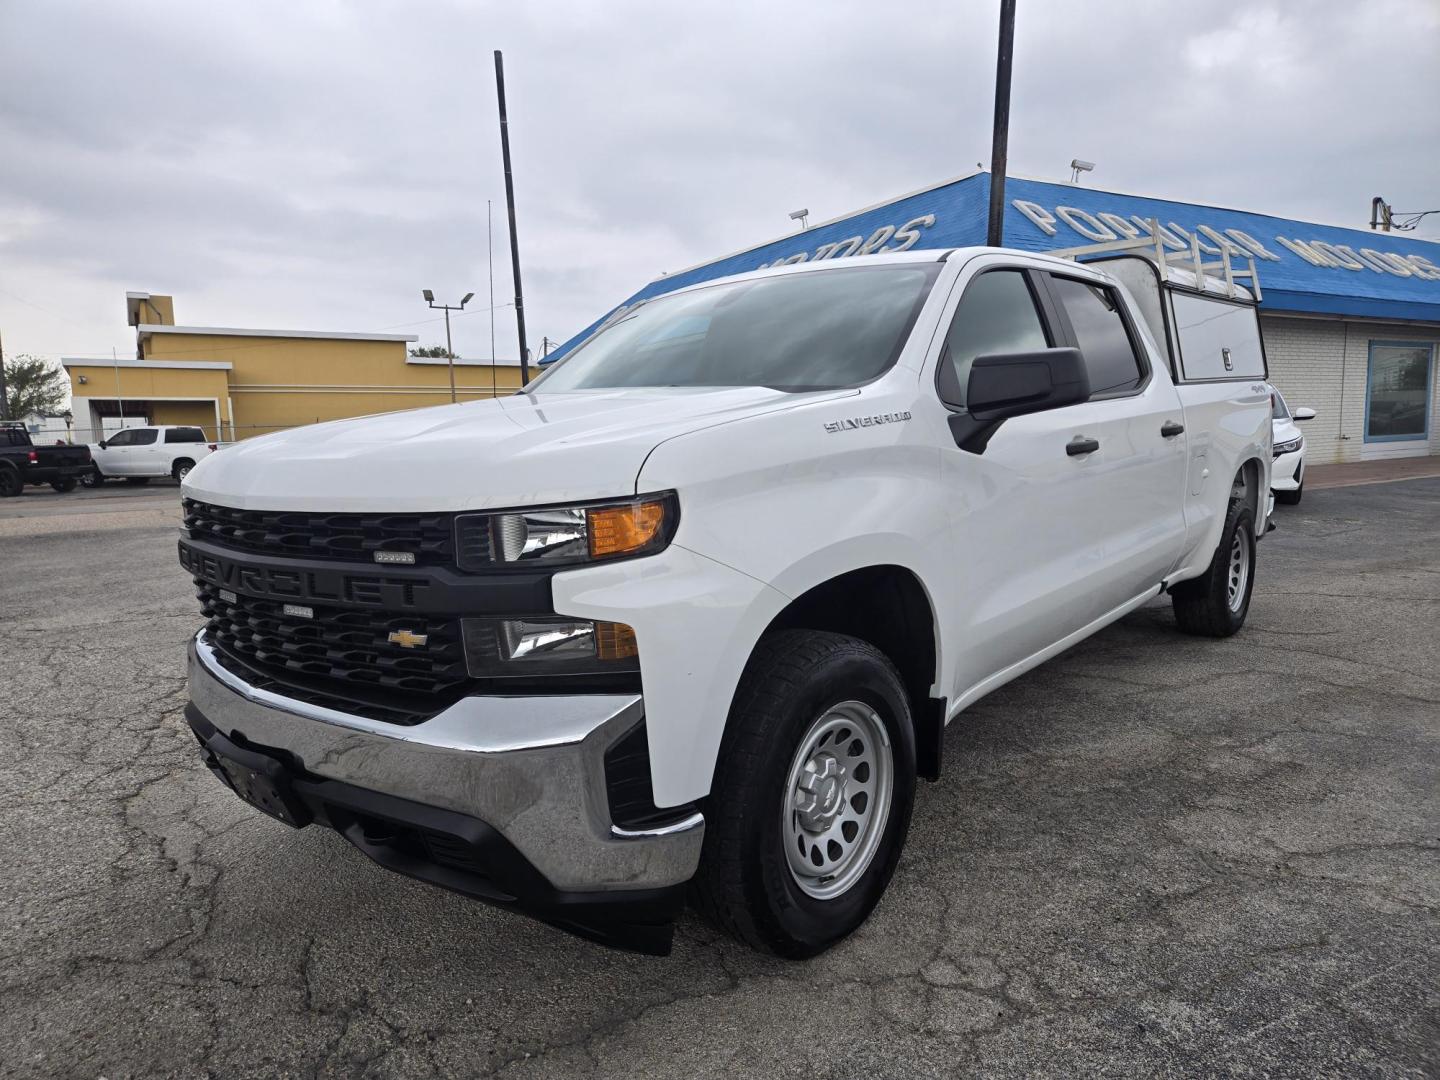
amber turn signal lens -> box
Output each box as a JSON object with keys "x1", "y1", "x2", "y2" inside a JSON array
[
  {"x1": 595, "y1": 621, "x2": 639, "y2": 661},
  {"x1": 587, "y1": 500, "x2": 666, "y2": 558}
]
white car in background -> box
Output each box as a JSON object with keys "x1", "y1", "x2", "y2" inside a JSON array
[
  {"x1": 83, "y1": 425, "x2": 220, "y2": 486},
  {"x1": 1270, "y1": 388, "x2": 1315, "y2": 505}
]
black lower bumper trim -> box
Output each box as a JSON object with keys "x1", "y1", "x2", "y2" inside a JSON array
[{"x1": 186, "y1": 704, "x2": 685, "y2": 955}]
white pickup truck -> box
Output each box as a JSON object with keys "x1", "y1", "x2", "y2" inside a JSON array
[
  {"x1": 85, "y1": 424, "x2": 218, "y2": 485},
  {"x1": 178, "y1": 238, "x2": 1272, "y2": 956}
]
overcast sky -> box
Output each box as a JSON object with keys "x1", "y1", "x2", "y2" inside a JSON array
[{"x1": 1, "y1": 0, "x2": 1437, "y2": 367}]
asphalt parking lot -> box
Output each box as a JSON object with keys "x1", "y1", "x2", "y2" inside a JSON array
[{"x1": 1, "y1": 479, "x2": 1437, "y2": 1079}]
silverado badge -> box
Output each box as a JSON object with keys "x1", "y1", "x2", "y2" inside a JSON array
[
  {"x1": 387, "y1": 629, "x2": 429, "y2": 649},
  {"x1": 823, "y1": 411, "x2": 912, "y2": 434}
]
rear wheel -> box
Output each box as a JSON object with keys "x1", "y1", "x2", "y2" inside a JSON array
[
  {"x1": 172, "y1": 458, "x2": 195, "y2": 482},
  {"x1": 1172, "y1": 502, "x2": 1256, "y2": 637},
  {"x1": 50, "y1": 477, "x2": 77, "y2": 493},
  {"x1": 0, "y1": 467, "x2": 21, "y2": 498},
  {"x1": 691, "y1": 630, "x2": 916, "y2": 957},
  {"x1": 1275, "y1": 480, "x2": 1303, "y2": 505}
]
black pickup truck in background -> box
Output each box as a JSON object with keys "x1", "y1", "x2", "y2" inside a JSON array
[{"x1": 0, "y1": 424, "x2": 93, "y2": 496}]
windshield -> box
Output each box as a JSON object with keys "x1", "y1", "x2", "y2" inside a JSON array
[
  {"x1": 530, "y1": 263, "x2": 941, "y2": 394},
  {"x1": 1272, "y1": 389, "x2": 1290, "y2": 420}
]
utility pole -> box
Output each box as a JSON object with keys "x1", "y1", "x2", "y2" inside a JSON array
[
  {"x1": 494, "y1": 50, "x2": 530, "y2": 386},
  {"x1": 986, "y1": 0, "x2": 1017, "y2": 247},
  {"x1": 0, "y1": 328, "x2": 10, "y2": 421}
]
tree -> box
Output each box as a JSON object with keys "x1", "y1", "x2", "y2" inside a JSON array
[
  {"x1": 0, "y1": 354, "x2": 67, "y2": 420},
  {"x1": 409, "y1": 344, "x2": 454, "y2": 358}
]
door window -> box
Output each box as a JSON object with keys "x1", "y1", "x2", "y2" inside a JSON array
[
  {"x1": 106, "y1": 430, "x2": 133, "y2": 447},
  {"x1": 939, "y1": 270, "x2": 1049, "y2": 409},
  {"x1": 1047, "y1": 277, "x2": 1144, "y2": 397},
  {"x1": 129, "y1": 429, "x2": 158, "y2": 445},
  {"x1": 1366, "y1": 342, "x2": 1433, "y2": 442}
]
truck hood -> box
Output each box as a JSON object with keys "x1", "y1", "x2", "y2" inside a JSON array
[{"x1": 183, "y1": 386, "x2": 850, "y2": 511}]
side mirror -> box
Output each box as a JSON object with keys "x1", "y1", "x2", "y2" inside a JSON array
[
  {"x1": 1293, "y1": 407, "x2": 1316, "y2": 421},
  {"x1": 947, "y1": 347, "x2": 1091, "y2": 454},
  {"x1": 967, "y1": 347, "x2": 1091, "y2": 422},
  {"x1": 98, "y1": 441, "x2": 108, "y2": 449}
]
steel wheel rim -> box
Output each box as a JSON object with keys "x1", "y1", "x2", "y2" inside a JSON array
[
  {"x1": 178, "y1": 466, "x2": 190, "y2": 480},
  {"x1": 1227, "y1": 525, "x2": 1251, "y2": 612},
  {"x1": 782, "y1": 699, "x2": 893, "y2": 900}
]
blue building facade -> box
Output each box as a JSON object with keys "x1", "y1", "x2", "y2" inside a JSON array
[{"x1": 547, "y1": 173, "x2": 1440, "y2": 464}]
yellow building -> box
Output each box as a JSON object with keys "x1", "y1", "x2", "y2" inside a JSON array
[{"x1": 62, "y1": 292, "x2": 525, "y2": 443}]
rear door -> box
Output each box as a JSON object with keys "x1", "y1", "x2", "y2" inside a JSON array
[
  {"x1": 1037, "y1": 271, "x2": 1190, "y2": 598},
  {"x1": 127, "y1": 428, "x2": 163, "y2": 475}
]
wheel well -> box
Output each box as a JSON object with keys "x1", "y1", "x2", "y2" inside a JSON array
[
  {"x1": 764, "y1": 565, "x2": 945, "y2": 780},
  {"x1": 1232, "y1": 458, "x2": 1261, "y2": 518}
]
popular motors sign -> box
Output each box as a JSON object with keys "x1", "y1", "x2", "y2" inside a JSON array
[{"x1": 1010, "y1": 198, "x2": 1440, "y2": 282}]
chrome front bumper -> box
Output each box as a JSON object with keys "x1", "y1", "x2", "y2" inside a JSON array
[{"x1": 187, "y1": 631, "x2": 704, "y2": 893}]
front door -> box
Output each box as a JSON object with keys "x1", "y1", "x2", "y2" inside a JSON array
[
  {"x1": 1364, "y1": 341, "x2": 1434, "y2": 459},
  {"x1": 935, "y1": 261, "x2": 1187, "y2": 703},
  {"x1": 97, "y1": 428, "x2": 134, "y2": 475}
]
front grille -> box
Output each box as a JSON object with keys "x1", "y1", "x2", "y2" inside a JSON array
[
  {"x1": 184, "y1": 499, "x2": 455, "y2": 566},
  {"x1": 197, "y1": 582, "x2": 471, "y2": 725}
]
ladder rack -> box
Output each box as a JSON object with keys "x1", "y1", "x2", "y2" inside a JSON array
[{"x1": 1046, "y1": 218, "x2": 1262, "y2": 302}]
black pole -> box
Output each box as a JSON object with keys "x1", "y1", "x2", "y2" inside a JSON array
[
  {"x1": 986, "y1": 0, "x2": 1017, "y2": 247},
  {"x1": 0, "y1": 329, "x2": 10, "y2": 421},
  {"x1": 494, "y1": 50, "x2": 530, "y2": 385}
]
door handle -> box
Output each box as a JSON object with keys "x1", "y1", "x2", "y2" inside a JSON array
[
  {"x1": 1161, "y1": 421, "x2": 1185, "y2": 438},
  {"x1": 1066, "y1": 436, "x2": 1100, "y2": 457}
]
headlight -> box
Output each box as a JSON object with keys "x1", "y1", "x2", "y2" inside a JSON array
[
  {"x1": 1273, "y1": 435, "x2": 1303, "y2": 456},
  {"x1": 454, "y1": 493, "x2": 677, "y2": 571},
  {"x1": 461, "y1": 616, "x2": 639, "y2": 677}
]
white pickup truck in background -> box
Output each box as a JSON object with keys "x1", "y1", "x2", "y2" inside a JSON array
[
  {"x1": 176, "y1": 234, "x2": 1271, "y2": 956},
  {"x1": 85, "y1": 425, "x2": 219, "y2": 485}
]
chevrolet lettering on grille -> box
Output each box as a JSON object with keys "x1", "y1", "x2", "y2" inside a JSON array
[{"x1": 178, "y1": 539, "x2": 430, "y2": 608}]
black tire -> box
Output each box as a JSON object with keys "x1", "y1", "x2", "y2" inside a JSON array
[
  {"x1": 1275, "y1": 481, "x2": 1302, "y2": 506},
  {"x1": 172, "y1": 458, "x2": 195, "y2": 482},
  {"x1": 124, "y1": 477, "x2": 150, "y2": 486},
  {"x1": 0, "y1": 466, "x2": 21, "y2": 498},
  {"x1": 79, "y1": 467, "x2": 105, "y2": 487},
  {"x1": 1172, "y1": 503, "x2": 1257, "y2": 637},
  {"x1": 50, "y1": 477, "x2": 77, "y2": 493},
  {"x1": 691, "y1": 629, "x2": 917, "y2": 957}
]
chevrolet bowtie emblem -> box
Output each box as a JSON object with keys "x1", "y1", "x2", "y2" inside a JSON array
[{"x1": 387, "y1": 629, "x2": 428, "y2": 649}]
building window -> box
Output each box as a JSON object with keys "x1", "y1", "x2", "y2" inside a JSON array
[{"x1": 1365, "y1": 342, "x2": 1434, "y2": 443}]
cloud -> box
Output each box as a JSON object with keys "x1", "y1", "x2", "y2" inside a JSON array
[{"x1": 1, "y1": 0, "x2": 1436, "y2": 364}]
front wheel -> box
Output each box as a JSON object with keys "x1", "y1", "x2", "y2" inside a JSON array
[
  {"x1": 79, "y1": 467, "x2": 105, "y2": 487},
  {"x1": 1275, "y1": 480, "x2": 1303, "y2": 506},
  {"x1": 1172, "y1": 503, "x2": 1257, "y2": 637},
  {"x1": 691, "y1": 630, "x2": 916, "y2": 957}
]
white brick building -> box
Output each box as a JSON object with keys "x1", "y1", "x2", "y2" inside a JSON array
[
  {"x1": 1259, "y1": 315, "x2": 1439, "y2": 464},
  {"x1": 550, "y1": 172, "x2": 1440, "y2": 464}
]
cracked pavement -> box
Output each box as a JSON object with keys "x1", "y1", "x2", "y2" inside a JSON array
[{"x1": 1, "y1": 479, "x2": 1437, "y2": 1079}]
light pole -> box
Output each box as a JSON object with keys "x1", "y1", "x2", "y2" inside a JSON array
[
  {"x1": 422, "y1": 290, "x2": 474, "y2": 403},
  {"x1": 986, "y1": 0, "x2": 1017, "y2": 247}
]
